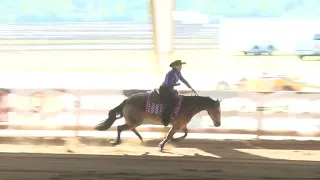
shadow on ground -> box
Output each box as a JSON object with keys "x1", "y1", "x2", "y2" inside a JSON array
[{"x1": 1, "y1": 136, "x2": 320, "y2": 179}]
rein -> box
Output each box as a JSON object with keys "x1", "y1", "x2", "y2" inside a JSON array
[
  {"x1": 192, "y1": 91, "x2": 199, "y2": 96},
  {"x1": 190, "y1": 90, "x2": 205, "y2": 120}
]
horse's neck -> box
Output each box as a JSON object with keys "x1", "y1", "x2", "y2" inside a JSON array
[
  {"x1": 190, "y1": 106, "x2": 207, "y2": 117},
  {"x1": 185, "y1": 97, "x2": 209, "y2": 117}
]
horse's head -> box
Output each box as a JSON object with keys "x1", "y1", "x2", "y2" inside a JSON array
[{"x1": 205, "y1": 98, "x2": 222, "y2": 127}]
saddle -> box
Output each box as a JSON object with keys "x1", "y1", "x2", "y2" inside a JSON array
[
  {"x1": 145, "y1": 89, "x2": 183, "y2": 117},
  {"x1": 148, "y1": 88, "x2": 180, "y2": 104}
]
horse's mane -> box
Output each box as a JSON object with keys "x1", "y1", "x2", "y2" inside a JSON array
[{"x1": 183, "y1": 95, "x2": 219, "y2": 107}]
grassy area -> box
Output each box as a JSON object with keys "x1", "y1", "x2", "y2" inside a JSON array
[{"x1": 0, "y1": 50, "x2": 318, "y2": 72}]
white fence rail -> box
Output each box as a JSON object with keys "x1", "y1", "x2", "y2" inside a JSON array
[{"x1": 0, "y1": 89, "x2": 319, "y2": 139}]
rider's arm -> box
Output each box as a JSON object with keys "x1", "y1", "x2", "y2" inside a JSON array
[{"x1": 176, "y1": 71, "x2": 192, "y2": 89}]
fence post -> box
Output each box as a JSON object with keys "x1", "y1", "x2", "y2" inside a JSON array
[
  {"x1": 0, "y1": 89, "x2": 10, "y2": 129},
  {"x1": 256, "y1": 105, "x2": 264, "y2": 140},
  {"x1": 74, "y1": 95, "x2": 81, "y2": 137}
]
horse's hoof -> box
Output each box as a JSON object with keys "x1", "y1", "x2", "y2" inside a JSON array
[
  {"x1": 158, "y1": 144, "x2": 164, "y2": 152},
  {"x1": 66, "y1": 149, "x2": 74, "y2": 153},
  {"x1": 110, "y1": 140, "x2": 121, "y2": 146},
  {"x1": 159, "y1": 146, "x2": 164, "y2": 152},
  {"x1": 140, "y1": 141, "x2": 146, "y2": 146}
]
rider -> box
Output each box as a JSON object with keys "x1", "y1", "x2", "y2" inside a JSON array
[{"x1": 159, "y1": 60, "x2": 196, "y2": 126}]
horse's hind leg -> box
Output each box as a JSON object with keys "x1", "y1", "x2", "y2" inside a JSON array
[
  {"x1": 111, "y1": 124, "x2": 131, "y2": 146},
  {"x1": 111, "y1": 106, "x2": 143, "y2": 146},
  {"x1": 132, "y1": 128, "x2": 143, "y2": 142},
  {"x1": 111, "y1": 122, "x2": 142, "y2": 145},
  {"x1": 171, "y1": 127, "x2": 188, "y2": 142}
]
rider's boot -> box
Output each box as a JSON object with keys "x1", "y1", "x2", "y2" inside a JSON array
[
  {"x1": 162, "y1": 102, "x2": 175, "y2": 126},
  {"x1": 161, "y1": 110, "x2": 170, "y2": 126}
]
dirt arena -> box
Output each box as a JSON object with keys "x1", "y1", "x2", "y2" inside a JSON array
[{"x1": 0, "y1": 138, "x2": 319, "y2": 180}]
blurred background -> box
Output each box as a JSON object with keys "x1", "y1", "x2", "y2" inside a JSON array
[
  {"x1": 0, "y1": 0, "x2": 320, "y2": 91},
  {"x1": 0, "y1": 0, "x2": 319, "y2": 137}
]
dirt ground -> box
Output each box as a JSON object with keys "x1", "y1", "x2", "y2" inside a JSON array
[{"x1": 0, "y1": 139, "x2": 319, "y2": 180}]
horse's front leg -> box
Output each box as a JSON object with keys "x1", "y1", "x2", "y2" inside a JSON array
[
  {"x1": 158, "y1": 126, "x2": 178, "y2": 152},
  {"x1": 171, "y1": 127, "x2": 188, "y2": 142}
]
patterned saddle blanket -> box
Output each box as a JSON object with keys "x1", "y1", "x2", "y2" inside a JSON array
[{"x1": 145, "y1": 89, "x2": 183, "y2": 117}]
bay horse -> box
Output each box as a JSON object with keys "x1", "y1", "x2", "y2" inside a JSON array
[{"x1": 95, "y1": 90, "x2": 221, "y2": 151}]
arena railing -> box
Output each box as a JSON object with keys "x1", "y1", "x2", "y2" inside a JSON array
[{"x1": 0, "y1": 89, "x2": 319, "y2": 138}]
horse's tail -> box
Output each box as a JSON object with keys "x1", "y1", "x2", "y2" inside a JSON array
[{"x1": 94, "y1": 100, "x2": 127, "y2": 131}]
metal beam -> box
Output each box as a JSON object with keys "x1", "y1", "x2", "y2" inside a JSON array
[{"x1": 150, "y1": 0, "x2": 174, "y2": 85}]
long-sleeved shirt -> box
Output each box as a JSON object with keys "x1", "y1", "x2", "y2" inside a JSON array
[{"x1": 162, "y1": 68, "x2": 192, "y2": 89}]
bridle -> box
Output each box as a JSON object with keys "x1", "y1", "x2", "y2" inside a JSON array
[{"x1": 191, "y1": 90, "x2": 220, "y2": 127}]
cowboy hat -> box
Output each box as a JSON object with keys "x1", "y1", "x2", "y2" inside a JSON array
[{"x1": 169, "y1": 60, "x2": 186, "y2": 67}]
